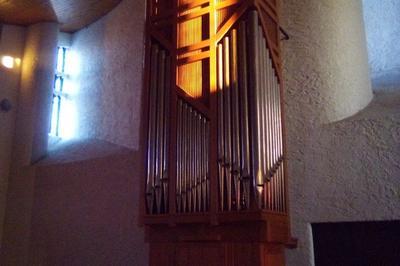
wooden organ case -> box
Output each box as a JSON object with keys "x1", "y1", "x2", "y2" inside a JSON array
[{"x1": 141, "y1": 0, "x2": 296, "y2": 265}]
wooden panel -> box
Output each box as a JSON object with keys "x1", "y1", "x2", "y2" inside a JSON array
[
  {"x1": 149, "y1": 240, "x2": 285, "y2": 266},
  {"x1": 0, "y1": 0, "x2": 122, "y2": 32},
  {"x1": 51, "y1": 0, "x2": 122, "y2": 32},
  {"x1": 0, "y1": 0, "x2": 56, "y2": 26}
]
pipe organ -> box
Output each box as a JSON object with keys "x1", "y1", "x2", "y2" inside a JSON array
[{"x1": 141, "y1": 0, "x2": 296, "y2": 265}]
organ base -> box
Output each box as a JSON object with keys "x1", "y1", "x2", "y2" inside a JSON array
[{"x1": 145, "y1": 212, "x2": 295, "y2": 266}]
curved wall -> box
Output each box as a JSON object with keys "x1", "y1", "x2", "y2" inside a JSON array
[
  {"x1": 282, "y1": 0, "x2": 372, "y2": 124},
  {"x1": 281, "y1": 0, "x2": 385, "y2": 265}
]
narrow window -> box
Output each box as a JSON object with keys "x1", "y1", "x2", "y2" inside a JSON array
[{"x1": 50, "y1": 46, "x2": 68, "y2": 137}]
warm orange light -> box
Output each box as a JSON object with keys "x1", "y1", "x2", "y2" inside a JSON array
[
  {"x1": 178, "y1": 7, "x2": 203, "y2": 98},
  {"x1": 14, "y1": 58, "x2": 21, "y2": 66}
]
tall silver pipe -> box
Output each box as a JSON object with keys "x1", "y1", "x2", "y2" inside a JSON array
[
  {"x1": 259, "y1": 26, "x2": 268, "y2": 208},
  {"x1": 230, "y1": 28, "x2": 241, "y2": 210},
  {"x1": 146, "y1": 44, "x2": 159, "y2": 214},
  {"x1": 238, "y1": 20, "x2": 251, "y2": 209},
  {"x1": 194, "y1": 111, "x2": 199, "y2": 212},
  {"x1": 195, "y1": 113, "x2": 200, "y2": 212},
  {"x1": 268, "y1": 56, "x2": 276, "y2": 210},
  {"x1": 188, "y1": 107, "x2": 194, "y2": 212},
  {"x1": 205, "y1": 120, "x2": 210, "y2": 210},
  {"x1": 182, "y1": 103, "x2": 188, "y2": 212},
  {"x1": 276, "y1": 78, "x2": 284, "y2": 212},
  {"x1": 197, "y1": 115, "x2": 203, "y2": 211},
  {"x1": 217, "y1": 43, "x2": 225, "y2": 210},
  {"x1": 176, "y1": 100, "x2": 183, "y2": 212},
  {"x1": 223, "y1": 36, "x2": 233, "y2": 211},
  {"x1": 154, "y1": 50, "x2": 166, "y2": 213},
  {"x1": 162, "y1": 55, "x2": 171, "y2": 212},
  {"x1": 200, "y1": 116, "x2": 206, "y2": 211},
  {"x1": 276, "y1": 73, "x2": 281, "y2": 211},
  {"x1": 273, "y1": 68, "x2": 279, "y2": 211},
  {"x1": 248, "y1": 11, "x2": 264, "y2": 208},
  {"x1": 263, "y1": 36, "x2": 271, "y2": 208},
  {"x1": 264, "y1": 51, "x2": 270, "y2": 210}
]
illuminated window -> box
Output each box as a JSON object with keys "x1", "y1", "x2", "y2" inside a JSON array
[{"x1": 50, "y1": 47, "x2": 68, "y2": 137}]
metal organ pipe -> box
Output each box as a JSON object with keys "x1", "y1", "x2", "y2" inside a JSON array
[
  {"x1": 238, "y1": 20, "x2": 251, "y2": 210},
  {"x1": 174, "y1": 98, "x2": 210, "y2": 213},
  {"x1": 146, "y1": 11, "x2": 287, "y2": 215},
  {"x1": 146, "y1": 44, "x2": 170, "y2": 214},
  {"x1": 215, "y1": 11, "x2": 287, "y2": 212},
  {"x1": 217, "y1": 43, "x2": 225, "y2": 211},
  {"x1": 146, "y1": 45, "x2": 159, "y2": 214},
  {"x1": 230, "y1": 29, "x2": 241, "y2": 210},
  {"x1": 248, "y1": 11, "x2": 264, "y2": 208},
  {"x1": 155, "y1": 50, "x2": 166, "y2": 213},
  {"x1": 223, "y1": 36, "x2": 233, "y2": 211}
]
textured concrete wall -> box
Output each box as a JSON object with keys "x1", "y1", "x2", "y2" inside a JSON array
[
  {"x1": 0, "y1": 24, "x2": 26, "y2": 248},
  {"x1": 70, "y1": 0, "x2": 146, "y2": 150},
  {"x1": 29, "y1": 140, "x2": 148, "y2": 265},
  {"x1": 1, "y1": 166, "x2": 36, "y2": 265},
  {"x1": 279, "y1": 0, "x2": 399, "y2": 265},
  {"x1": 282, "y1": 0, "x2": 372, "y2": 124},
  {"x1": 362, "y1": 0, "x2": 400, "y2": 86}
]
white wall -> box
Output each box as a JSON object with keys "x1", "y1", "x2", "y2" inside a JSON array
[
  {"x1": 0, "y1": 24, "x2": 26, "y2": 247},
  {"x1": 279, "y1": 0, "x2": 400, "y2": 265},
  {"x1": 1, "y1": 22, "x2": 58, "y2": 264},
  {"x1": 69, "y1": 0, "x2": 146, "y2": 150},
  {"x1": 11, "y1": 22, "x2": 59, "y2": 166},
  {"x1": 363, "y1": 0, "x2": 400, "y2": 88}
]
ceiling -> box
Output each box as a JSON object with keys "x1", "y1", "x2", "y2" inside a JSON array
[{"x1": 0, "y1": 0, "x2": 122, "y2": 32}]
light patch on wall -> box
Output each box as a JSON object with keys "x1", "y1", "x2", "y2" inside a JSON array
[
  {"x1": 65, "y1": 50, "x2": 80, "y2": 77},
  {"x1": 1, "y1": 55, "x2": 20, "y2": 69}
]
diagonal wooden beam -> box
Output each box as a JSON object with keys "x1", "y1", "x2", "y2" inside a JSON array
[{"x1": 215, "y1": 0, "x2": 251, "y2": 43}]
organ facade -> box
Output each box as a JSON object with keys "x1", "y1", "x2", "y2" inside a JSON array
[{"x1": 140, "y1": 0, "x2": 296, "y2": 264}]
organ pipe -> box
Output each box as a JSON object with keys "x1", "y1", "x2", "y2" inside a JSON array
[{"x1": 145, "y1": 8, "x2": 287, "y2": 215}]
